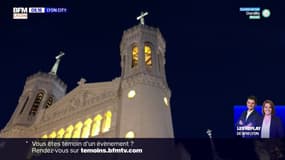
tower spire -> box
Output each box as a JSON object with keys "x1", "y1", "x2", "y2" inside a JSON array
[{"x1": 49, "y1": 51, "x2": 65, "y2": 75}]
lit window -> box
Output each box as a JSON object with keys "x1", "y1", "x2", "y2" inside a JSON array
[
  {"x1": 128, "y1": 90, "x2": 136, "y2": 98},
  {"x1": 102, "y1": 111, "x2": 112, "y2": 133},
  {"x1": 57, "y1": 128, "x2": 65, "y2": 138},
  {"x1": 81, "y1": 118, "x2": 92, "y2": 138},
  {"x1": 91, "y1": 115, "x2": 102, "y2": 137},
  {"x1": 132, "y1": 46, "x2": 139, "y2": 68},
  {"x1": 49, "y1": 131, "x2": 56, "y2": 138},
  {"x1": 72, "y1": 122, "x2": 83, "y2": 138},
  {"x1": 64, "y1": 125, "x2": 74, "y2": 138},
  {"x1": 125, "y1": 131, "x2": 135, "y2": 138},
  {"x1": 42, "y1": 134, "x2": 48, "y2": 138},
  {"x1": 144, "y1": 44, "x2": 152, "y2": 67},
  {"x1": 163, "y1": 97, "x2": 169, "y2": 106}
]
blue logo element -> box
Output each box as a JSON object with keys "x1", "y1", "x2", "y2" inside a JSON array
[
  {"x1": 239, "y1": 7, "x2": 260, "y2": 12},
  {"x1": 29, "y1": 7, "x2": 45, "y2": 13},
  {"x1": 45, "y1": 8, "x2": 67, "y2": 13}
]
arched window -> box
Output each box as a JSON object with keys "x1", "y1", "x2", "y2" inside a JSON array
[
  {"x1": 42, "y1": 134, "x2": 48, "y2": 138},
  {"x1": 64, "y1": 125, "x2": 74, "y2": 138},
  {"x1": 132, "y1": 45, "x2": 139, "y2": 68},
  {"x1": 72, "y1": 122, "x2": 83, "y2": 138},
  {"x1": 102, "y1": 111, "x2": 112, "y2": 133},
  {"x1": 57, "y1": 128, "x2": 65, "y2": 138},
  {"x1": 81, "y1": 118, "x2": 92, "y2": 138},
  {"x1": 45, "y1": 96, "x2": 53, "y2": 109},
  {"x1": 91, "y1": 114, "x2": 102, "y2": 137},
  {"x1": 144, "y1": 43, "x2": 152, "y2": 67},
  {"x1": 29, "y1": 91, "x2": 44, "y2": 116},
  {"x1": 19, "y1": 96, "x2": 29, "y2": 114}
]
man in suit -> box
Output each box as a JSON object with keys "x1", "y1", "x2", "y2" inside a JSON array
[{"x1": 237, "y1": 95, "x2": 262, "y2": 138}]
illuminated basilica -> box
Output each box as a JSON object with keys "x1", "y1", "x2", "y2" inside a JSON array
[{"x1": 0, "y1": 16, "x2": 174, "y2": 139}]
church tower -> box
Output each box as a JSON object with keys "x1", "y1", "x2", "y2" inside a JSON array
[
  {"x1": 2, "y1": 52, "x2": 66, "y2": 136},
  {"x1": 118, "y1": 12, "x2": 174, "y2": 138}
]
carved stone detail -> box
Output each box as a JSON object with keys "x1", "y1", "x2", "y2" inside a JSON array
[{"x1": 122, "y1": 73, "x2": 170, "y2": 97}]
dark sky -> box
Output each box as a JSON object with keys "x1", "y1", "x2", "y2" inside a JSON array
[{"x1": 1, "y1": 0, "x2": 285, "y2": 138}]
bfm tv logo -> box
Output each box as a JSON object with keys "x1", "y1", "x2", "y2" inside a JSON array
[
  {"x1": 13, "y1": 7, "x2": 28, "y2": 19},
  {"x1": 13, "y1": 7, "x2": 67, "y2": 19}
]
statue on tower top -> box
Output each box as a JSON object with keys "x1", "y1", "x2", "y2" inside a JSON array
[
  {"x1": 49, "y1": 51, "x2": 65, "y2": 76},
  {"x1": 136, "y1": 11, "x2": 148, "y2": 25}
]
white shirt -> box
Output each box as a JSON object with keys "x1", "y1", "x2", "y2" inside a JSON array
[
  {"x1": 246, "y1": 110, "x2": 254, "y2": 121},
  {"x1": 261, "y1": 115, "x2": 271, "y2": 138}
]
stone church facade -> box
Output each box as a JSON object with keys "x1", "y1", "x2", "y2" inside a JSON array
[{"x1": 0, "y1": 22, "x2": 174, "y2": 139}]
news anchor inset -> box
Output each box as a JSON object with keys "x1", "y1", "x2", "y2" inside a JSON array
[
  {"x1": 260, "y1": 100, "x2": 284, "y2": 138},
  {"x1": 236, "y1": 96, "x2": 262, "y2": 138}
]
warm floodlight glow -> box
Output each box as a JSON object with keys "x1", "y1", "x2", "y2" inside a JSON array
[
  {"x1": 164, "y1": 97, "x2": 169, "y2": 106},
  {"x1": 128, "y1": 90, "x2": 136, "y2": 98},
  {"x1": 125, "y1": 131, "x2": 135, "y2": 138}
]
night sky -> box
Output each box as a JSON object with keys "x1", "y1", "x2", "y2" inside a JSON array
[{"x1": 1, "y1": 0, "x2": 285, "y2": 138}]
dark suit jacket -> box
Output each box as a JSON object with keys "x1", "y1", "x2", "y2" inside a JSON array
[
  {"x1": 238, "y1": 110, "x2": 262, "y2": 127},
  {"x1": 261, "y1": 116, "x2": 284, "y2": 138},
  {"x1": 236, "y1": 110, "x2": 262, "y2": 138}
]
